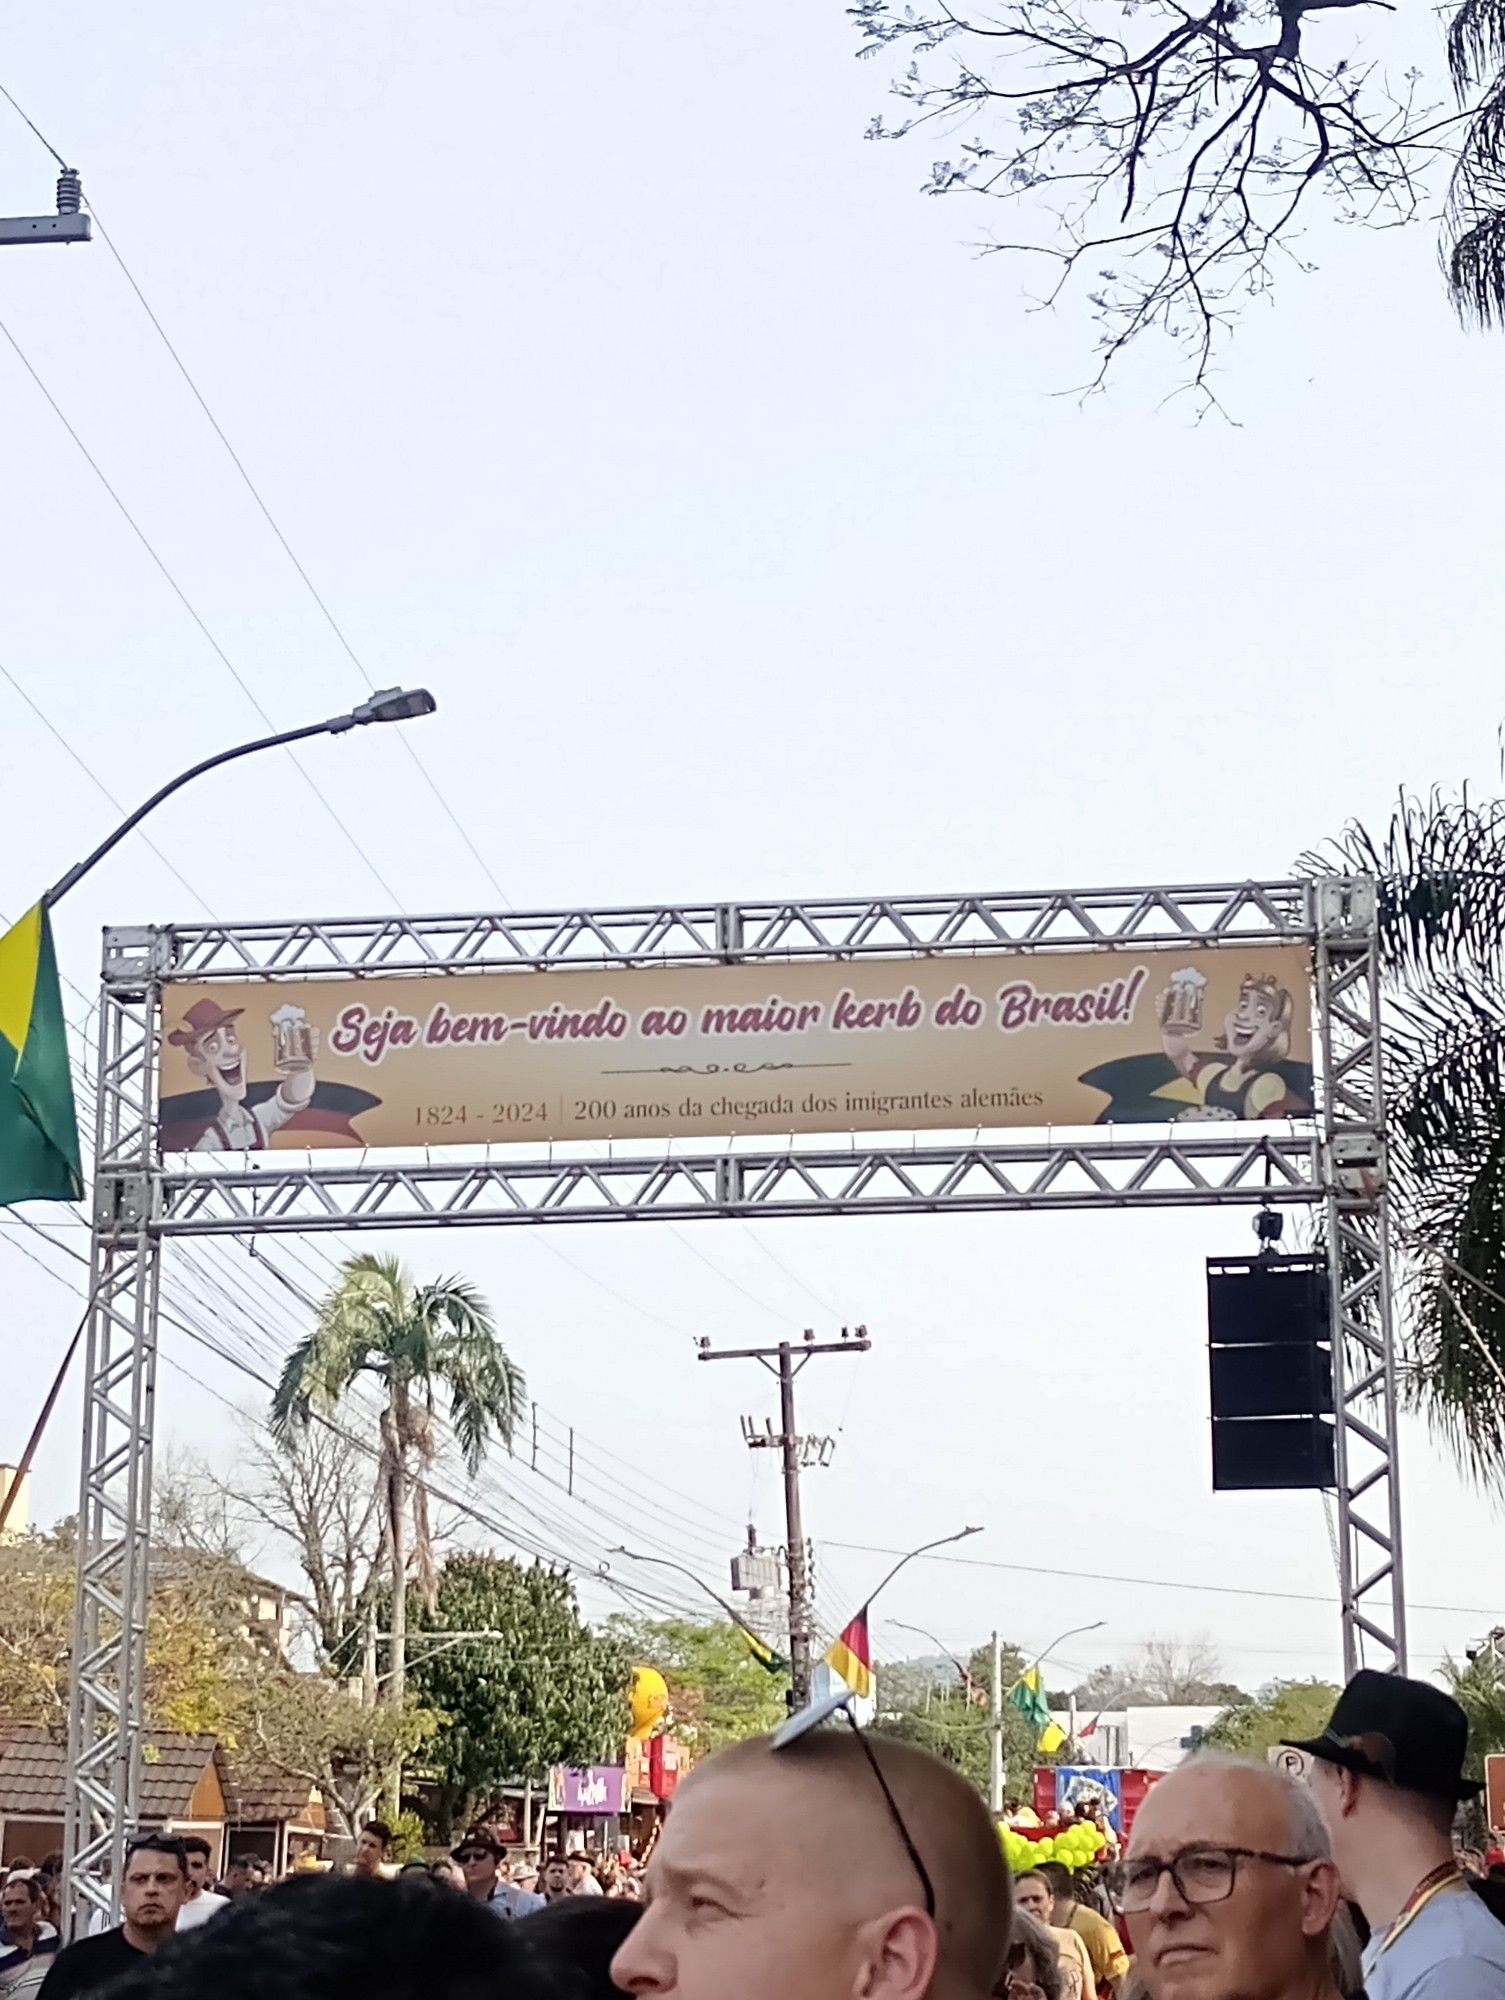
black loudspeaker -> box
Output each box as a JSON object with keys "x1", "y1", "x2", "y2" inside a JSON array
[
  {"x1": 1211, "y1": 1417, "x2": 1336, "y2": 1491},
  {"x1": 1208, "y1": 1253, "x2": 1335, "y2": 1492},
  {"x1": 1210, "y1": 1343, "x2": 1334, "y2": 1419},
  {"x1": 1207, "y1": 1256, "x2": 1330, "y2": 1347}
]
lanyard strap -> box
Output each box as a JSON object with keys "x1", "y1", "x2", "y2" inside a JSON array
[{"x1": 1379, "y1": 1864, "x2": 1465, "y2": 1954}]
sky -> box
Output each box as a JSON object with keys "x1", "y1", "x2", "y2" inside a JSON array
[{"x1": 1, "y1": 0, "x2": 1502, "y2": 1705}]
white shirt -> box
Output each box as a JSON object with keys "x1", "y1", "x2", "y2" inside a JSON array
[
  {"x1": 190, "y1": 1091, "x2": 297, "y2": 1153},
  {"x1": 1362, "y1": 1882, "x2": 1505, "y2": 2000},
  {"x1": 176, "y1": 1889, "x2": 231, "y2": 1931}
]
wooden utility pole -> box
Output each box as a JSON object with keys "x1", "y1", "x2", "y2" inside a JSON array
[{"x1": 698, "y1": 1326, "x2": 869, "y2": 1706}]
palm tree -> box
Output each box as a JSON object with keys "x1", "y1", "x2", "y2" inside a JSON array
[
  {"x1": 270, "y1": 1252, "x2": 525, "y2": 1813},
  {"x1": 1446, "y1": 0, "x2": 1505, "y2": 329},
  {"x1": 1304, "y1": 789, "x2": 1505, "y2": 1483}
]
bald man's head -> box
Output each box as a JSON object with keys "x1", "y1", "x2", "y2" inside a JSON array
[{"x1": 611, "y1": 1725, "x2": 1011, "y2": 2000}]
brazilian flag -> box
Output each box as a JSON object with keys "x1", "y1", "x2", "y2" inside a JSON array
[{"x1": 0, "y1": 905, "x2": 83, "y2": 1204}]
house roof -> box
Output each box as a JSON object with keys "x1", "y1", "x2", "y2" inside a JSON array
[
  {"x1": 0, "y1": 1727, "x2": 224, "y2": 1822},
  {"x1": 223, "y1": 1764, "x2": 320, "y2": 1824}
]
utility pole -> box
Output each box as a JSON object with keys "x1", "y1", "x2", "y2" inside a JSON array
[
  {"x1": 699, "y1": 1325, "x2": 870, "y2": 1707},
  {"x1": 989, "y1": 1630, "x2": 1004, "y2": 1815}
]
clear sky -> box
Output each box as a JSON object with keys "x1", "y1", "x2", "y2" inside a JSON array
[{"x1": 1, "y1": 0, "x2": 1501, "y2": 1700}]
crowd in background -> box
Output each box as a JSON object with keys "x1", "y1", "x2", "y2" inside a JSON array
[{"x1": 3, "y1": 1668, "x2": 1505, "y2": 2000}]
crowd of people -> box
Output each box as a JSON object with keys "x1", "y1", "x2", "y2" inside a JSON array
[{"x1": 3, "y1": 1668, "x2": 1504, "y2": 2000}]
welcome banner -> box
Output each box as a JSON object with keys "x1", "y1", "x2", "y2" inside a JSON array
[{"x1": 155, "y1": 942, "x2": 1314, "y2": 1154}]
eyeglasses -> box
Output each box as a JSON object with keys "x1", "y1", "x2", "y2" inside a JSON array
[
  {"x1": 1120, "y1": 1844, "x2": 1315, "y2": 1912},
  {"x1": 773, "y1": 1691, "x2": 937, "y2": 1918},
  {"x1": 453, "y1": 1849, "x2": 492, "y2": 1865}
]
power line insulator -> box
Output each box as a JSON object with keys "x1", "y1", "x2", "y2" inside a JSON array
[{"x1": 56, "y1": 168, "x2": 83, "y2": 214}]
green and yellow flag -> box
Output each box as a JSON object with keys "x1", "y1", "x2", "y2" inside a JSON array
[
  {"x1": 737, "y1": 1623, "x2": 789, "y2": 1676},
  {"x1": 1010, "y1": 1666, "x2": 1068, "y2": 1756},
  {"x1": 0, "y1": 905, "x2": 83, "y2": 1204}
]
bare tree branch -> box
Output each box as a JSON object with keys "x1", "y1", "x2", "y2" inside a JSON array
[{"x1": 852, "y1": 0, "x2": 1470, "y2": 402}]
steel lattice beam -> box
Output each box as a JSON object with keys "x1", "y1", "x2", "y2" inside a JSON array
[
  {"x1": 158, "y1": 879, "x2": 1310, "y2": 980},
  {"x1": 157, "y1": 1134, "x2": 1323, "y2": 1234}
]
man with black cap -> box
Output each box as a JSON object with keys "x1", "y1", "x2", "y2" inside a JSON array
[
  {"x1": 451, "y1": 1830, "x2": 544, "y2": 1919},
  {"x1": 1284, "y1": 1669, "x2": 1505, "y2": 2000}
]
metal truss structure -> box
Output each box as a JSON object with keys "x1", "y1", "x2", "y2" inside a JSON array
[{"x1": 65, "y1": 877, "x2": 1403, "y2": 1926}]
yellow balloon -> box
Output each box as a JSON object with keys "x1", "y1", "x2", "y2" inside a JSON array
[{"x1": 628, "y1": 1664, "x2": 669, "y2": 1738}]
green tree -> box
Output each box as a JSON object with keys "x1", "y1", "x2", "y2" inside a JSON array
[
  {"x1": 409, "y1": 1554, "x2": 632, "y2": 1840},
  {"x1": 605, "y1": 1616, "x2": 789, "y2": 1752},
  {"x1": 1202, "y1": 1680, "x2": 1342, "y2": 1761},
  {"x1": 1443, "y1": 1653, "x2": 1505, "y2": 1778},
  {"x1": 872, "y1": 1642, "x2": 1044, "y2": 1800},
  {"x1": 1305, "y1": 794, "x2": 1505, "y2": 1481},
  {"x1": 271, "y1": 1252, "x2": 526, "y2": 1812}
]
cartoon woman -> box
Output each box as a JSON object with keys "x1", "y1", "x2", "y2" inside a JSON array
[{"x1": 1157, "y1": 971, "x2": 1304, "y2": 1119}]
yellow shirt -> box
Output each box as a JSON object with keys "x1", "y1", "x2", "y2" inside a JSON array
[{"x1": 1050, "y1": 1924, "x2": 1097, "y2": 2000}]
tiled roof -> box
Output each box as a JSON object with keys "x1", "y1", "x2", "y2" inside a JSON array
[
  {"x1": 223, "y1": 1763, "x2": 320, "y2": 1824},
  {"x1": 0, "y1": 1726, "x2": 221, "y2": 1821}
]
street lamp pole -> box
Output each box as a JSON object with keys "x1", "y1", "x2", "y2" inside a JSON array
[
  {"x1": 990, "y1": 1619, "x2": 1106, "y2": 1815},
  {"x1": 0, "y1": 689, "x2": 439, "y2": 1539},
  {"x1": 44, "y1": 687, "x2": 436, "y2": 907}
]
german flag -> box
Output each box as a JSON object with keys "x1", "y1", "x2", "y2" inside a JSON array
[
  {"x1": 0, "y1": 905, "x2": 82, "y2": 1205},
  {"x1": 824, "y1": 1606, "x2": 873, "y2": 1699}
]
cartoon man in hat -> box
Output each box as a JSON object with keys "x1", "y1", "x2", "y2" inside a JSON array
[{"x1": 168, "y1": 998, "x2": 319, "y2": 1152}]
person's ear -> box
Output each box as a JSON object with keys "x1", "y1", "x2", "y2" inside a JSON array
[
  {"x1": 852, "y1": 1908, "x2": 938, "y2": 2000},
  {"x1": 1300, "y1": 1859, "x2": 1341, "y2": 1937}
]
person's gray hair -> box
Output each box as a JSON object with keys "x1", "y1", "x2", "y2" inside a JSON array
[
  {"x1": 1182, "y1": 1750, "x2": 1331, "y2": 1859},
  {"x1": 1005, "y1": 1908, "x2": 1064, "y2": 2000}
]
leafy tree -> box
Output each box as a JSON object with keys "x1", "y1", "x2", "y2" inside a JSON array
[
  {"x1": 271, "y1": 1253, "x2": 526, "y2": 1811},
  {"x1": 235, "y1": 1658, "x2": 434, "y2": 1841},
  {"x1": 872, "y1": 1642, "x2": 1044, "y2": 1797},
  {"x1": 853, "y1": 0, "x2": 1505, "y2": 402},
  {"x1": 605, "y1": 1616, "x2": 789, "y2": 1752},
  {"x1": 408, "y1": 1554, "x2": 632, "y2": 1840},
  {"x1": 1442, "y1": 1652, "x2": 1505, "y2": 1778},
  {"x1": 1303, "y1": 793, "x2": 1505, "y2": 1484},
  {"x1": 0, "y1": 1527, "x2": 263, "y2": 1737},
  {"x1": 1202, "y1": 1679, "x2": 1341, "y2": 1760}
]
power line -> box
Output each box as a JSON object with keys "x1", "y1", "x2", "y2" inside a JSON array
[
  {"x1": 84, "y1": 208, "x2": 514, "y2": 913},
  {"x1": 0, "y1": 659, "x2": 216, "y2": 916},
  {"x1": 818, "y1": 1538, "x2": 1498, "y2": 1619},
  {"x1": 0, "y1": 309, "x2": 405, "y2": 909}
]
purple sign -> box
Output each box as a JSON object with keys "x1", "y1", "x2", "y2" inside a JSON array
[{"x1": 554, "y1": 1765, "x2": 629, "y2": 1815}]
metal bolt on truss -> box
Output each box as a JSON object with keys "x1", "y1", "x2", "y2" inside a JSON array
[{"x1": 64, "y1": 876, "x2": 1403, "y2": 1927}]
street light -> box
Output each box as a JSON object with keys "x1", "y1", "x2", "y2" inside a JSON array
[
  {"x1": 887, "y1": 1618, "x2": 980, "y2": 1702},
  {"x1": 44, "y1": 688, "x2": 437, "y2": 907},
  {"x1": 861, "y1": 1525, "x2": 984, "y2": 1611},
  {"x1": 990, "y1": 1619, "x2": 1107, "y2": 1814},
  {"x1": 609, "y1": 1545, "x2": 788, "y2": 1667}
]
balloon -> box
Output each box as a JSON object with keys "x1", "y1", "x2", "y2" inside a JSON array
[
  {"x1": 628, "y1": 1665, "x2": 669, "y2": 1739},
  {"x1": 1039, "y1": 1838, "x2": 1055, "y2": 1857}
]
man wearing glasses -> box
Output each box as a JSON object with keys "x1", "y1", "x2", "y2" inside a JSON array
[
  {"x1": 451, "y1": 1831, "x2": 545, "y2": 1918},
  {"x1": 1120, "y1": 1756, "x2": 1340, "y2": 2000},
  {"x1": 610, "y1": 1691, "x2": 1013, "y2": 2000},
  {"x1": 38, "y1": 1837, "x2": 188, "y2": 2000}
]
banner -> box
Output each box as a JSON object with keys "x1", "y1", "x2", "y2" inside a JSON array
[{"x1": 155, "y1": 942, "x2": 1314, "y2": 1154}]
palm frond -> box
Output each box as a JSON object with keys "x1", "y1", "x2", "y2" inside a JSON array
[
  {"x1": 1300, "y1": 790, "x2": 1505, "y2": 983},
  {"x1": 1447, "y1": 199, "x2": 1505, "y2": 330},
  {"x1": 1450, "y1": 0, "x2": 1505, "y2": 96},
  {"x1": 411, "y1": 1275, "x2": 525, "y2": 1474}
]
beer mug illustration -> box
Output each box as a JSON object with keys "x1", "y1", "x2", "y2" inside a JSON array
[
  {"x1": 1162, "y1": 965, "x2": 1208, "y2": 1034},
  {"x1": 270, "y1": 1003, "x2": 316, "y2": 1068}
]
